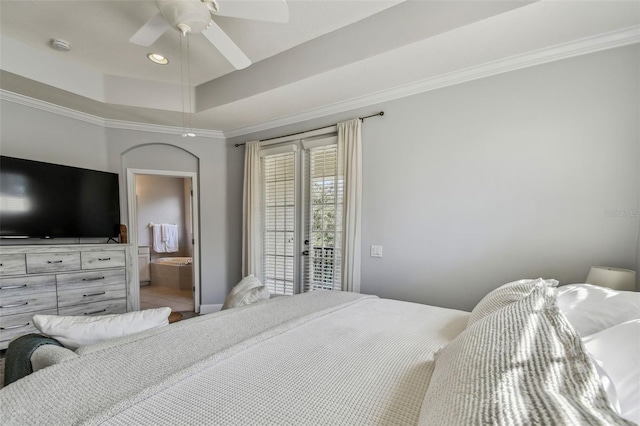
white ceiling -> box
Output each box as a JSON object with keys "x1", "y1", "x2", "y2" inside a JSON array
[{"x1": 1, "y1": 0, "x2": 639, "y2": 136}]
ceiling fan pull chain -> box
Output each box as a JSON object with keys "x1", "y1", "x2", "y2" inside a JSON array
[
  {"x1": 180, "y1": 32, "x2": 187, "y2": 135},
  {"x1": 187, "y1": 33, "x2": 194, "y2": 136}
]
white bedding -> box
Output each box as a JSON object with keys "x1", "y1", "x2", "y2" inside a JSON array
[
  {"x1": 1, "y1": 291, "x2": 469, "y2": 425},
  {"x1": 1, "y1": 282, "x2": 635, "y2": 425}
]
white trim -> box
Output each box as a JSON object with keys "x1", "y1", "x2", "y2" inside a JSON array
[
  {"x1": 199, "y1": 304, "x2": 222, "y2": 314},
  {"x1": 0, "y1": 90, "x2": 224, "y2": 139},
  {"x1": 105, "y1": 119, "x2": 224, "y2": 139},
  {"x1": 0, "y1": 90, "x2": 105, "y2": 126},
  {"x1": 259, "y1": 144, "x2": 298, "y2": 157},
  {"x1": 223, "y1": 25, "x2": 640, "y2": 138},
  {"x1": 302, "y1": 135, "x2": 338, "y2": 150},
  {"x1": 126, "y1": 168, "x2": 201, "y2": 314},
  {"x1": 2, "y1": 26, "x2": 638, "y2": 140}
]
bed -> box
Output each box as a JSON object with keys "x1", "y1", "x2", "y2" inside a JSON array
[{"x1": 1, "y1": 278, "x2": 638, "y2": 425}]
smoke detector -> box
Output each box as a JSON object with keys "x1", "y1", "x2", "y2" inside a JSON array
[{"x1": 50, "y1": 39, "x2": 71, "y2": 52}]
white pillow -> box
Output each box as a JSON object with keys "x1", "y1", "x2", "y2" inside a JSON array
[
  {"x1": 33, "y1": 307, "x2": 171, "y2": 350},
  {"x1": 587, "y1": 352, "x2": 621, "y2": 415},
  {"x1": 584, "y1": 319, "x2": 640, "y2": 424},
  {"x1": 222, "y1": 274, "x2": 270, "y2": 310},
  {"x1": 557, "y1": 284, "x2": 640, "y2": 337}
]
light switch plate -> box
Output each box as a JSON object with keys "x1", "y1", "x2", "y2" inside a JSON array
[{"x1": 370, "y1": 245, "x2": 383, "y2": 258}]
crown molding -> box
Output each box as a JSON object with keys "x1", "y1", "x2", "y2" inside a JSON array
[
  {"x1": 2, "y1": 26, "x2": 638, "y2": 141},
  {"x1": 103, "y1": 119, "x2": 224, "y2": 139},
  {"x1": 0, "y1": 90, "x2": 225, "y2": 139},
  {"x1": 223, "y1": 25, "x2": 640, "y2": 139},
  {"x1": 0, "y1": 90, "x2": 105, "y2": 127}
]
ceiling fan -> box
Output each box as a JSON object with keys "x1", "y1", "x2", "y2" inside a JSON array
[{"x1": 129, "y1": 0, "x2": 289, "y2": 70}]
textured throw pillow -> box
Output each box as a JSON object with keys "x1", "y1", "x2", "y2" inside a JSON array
[
  {"x1": 33, "y1": 307, "x2": 171, "y2": 350},
  {"x1": 467, "y1": 278, "x2": 558, "y2": 326},
  {"x1": 557, "y1": 283, "x2": 640, "y2": 337},
  {"x1": 419, "y1": 281, "x2": 631, "y2": 426},
  {"x1": 221, "y1": 274, "x2": 270, "y2": 310}
]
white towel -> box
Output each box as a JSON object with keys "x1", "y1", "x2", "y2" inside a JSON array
[
  {"x1": 162, "y1": 224, "x2": 179, "y2": 253},
  {"x1": 152, "y1": 225, "x2": 166, "y2": 253}
]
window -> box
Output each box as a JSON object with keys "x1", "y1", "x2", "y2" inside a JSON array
[
  {"x1": 260, "y1": 136, "x2": 343, "y2": 295},
  {"x1": 303, "y1": 144, "x2": 342, "y2": 292},
  {"x1": 262, "y1": 151, "x2": 296, "y2": 295}
]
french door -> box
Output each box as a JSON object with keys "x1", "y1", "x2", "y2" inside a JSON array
[{"x1": 261, "y1": 136, "x2": 342, "y2": 295}]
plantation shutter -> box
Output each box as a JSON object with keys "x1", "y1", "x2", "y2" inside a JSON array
[
  {"x1": 261, "y1": 147, "x2": 296, "y2": 295},
  {"x1": 302, "y1": 137, "x2": 343, "y2": 292}
]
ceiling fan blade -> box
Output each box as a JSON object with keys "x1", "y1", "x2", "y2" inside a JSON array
[
  {"x1": 202, "y1": 20, "x2": 251, "y2": 70},
  {"x1": 213, "y1": 0, "x2": 289, "y2": 23},
  {"x1": 129, "y1": 12, "x2": 172, "y2": 46}
]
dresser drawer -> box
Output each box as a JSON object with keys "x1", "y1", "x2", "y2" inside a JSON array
[
  {"x1": 81, "y1": 250, "x2": 126, "y2": 270},
  {"x1": 57, "y1": 284, "x2": 127, "y2": 308},
  {"x1": 0, "y1": 275, "x2": 57, "y2": 298},
  {"x1": 0, "y1": 254, "x2": 27, "y2": 276},
  {"x1": 0, "y1": 308, "x2": 58, "y2": 350},
  {"x1": 56, "y1": 269, "x2": 125, "y2": 291},
  {"x1": 26, "y1": 252, "x2": 81, "y2": 274},
  {"x1": 58, "y1": 299, "x2": 127, "y2": 316},
  {"x1": 0, "y1": 276, "x2": 57, "y2": 317}
]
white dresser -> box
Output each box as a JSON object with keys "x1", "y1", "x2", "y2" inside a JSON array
[{"x1": 0, "y1": 244, "x2": 133, "y2": 349}]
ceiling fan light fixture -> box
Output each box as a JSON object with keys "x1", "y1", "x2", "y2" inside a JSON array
[
  {"x1": 177, "y1": 23, "x2": 192, "y2": 36},
  {"x1": 147, "y1": 53, "x2": 169, "y2": 65},
  {"x1": 202, "y1": 0, "x2": 219, "y2": 14}
]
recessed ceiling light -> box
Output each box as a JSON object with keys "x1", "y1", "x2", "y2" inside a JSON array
[
  {"x1": 50, "y1": 39, "x2": 71, "y2": 52},
  {"x1": 147, "y1": 53, "x2": 169, "y2": 65}
]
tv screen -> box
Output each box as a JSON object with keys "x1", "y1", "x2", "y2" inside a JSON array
[{"x1": 0, "y1": 156, "x2": 120, "y2": 239}]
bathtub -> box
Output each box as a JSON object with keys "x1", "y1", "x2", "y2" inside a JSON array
[
  {"x1": 150, "y1": 257, "x2": 193, "y2": 291},
  {"x1": 154, "y1": 257, "x2": 192, "y2": 266}
]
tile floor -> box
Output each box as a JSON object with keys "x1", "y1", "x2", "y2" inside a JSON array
[{"x1": 140, "y1": 285, "x2": 196, "y2": 318}]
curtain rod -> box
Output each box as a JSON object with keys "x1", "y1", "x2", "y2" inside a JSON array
[{"x1": 233, "y1": 111, "x2": 384, "y2": 147}]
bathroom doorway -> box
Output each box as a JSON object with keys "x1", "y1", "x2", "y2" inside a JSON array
[{"x1": 126, "y1": 169, "x2": 200, "y2": 316}]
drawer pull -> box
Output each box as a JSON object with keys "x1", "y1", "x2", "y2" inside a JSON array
[
  {"x1": 83, "y1": 291, "x2": 106, "y2": 297},
  {"x1": 97, "y1": 258, "x2": 111, "y2": 261},
  {"x1": 47, "y1": 260, "x2": 63, "y2": 264},
  {"x1": 84, "y1": 309, "x2": 107, "y2": 315},
  {"x1": 1, "y1": 322, "x2": 30, "y2": 330},
  {"x1": 0, "y1": 302, "x2": 28, "y2": 309},
  {"x1": 82, "y1": 277, "x2": 105, "y2": 282},
  {"x1": 0, "y1": 284, "x2": 27, "y2": 290}
]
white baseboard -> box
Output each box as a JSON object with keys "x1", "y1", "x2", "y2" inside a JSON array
[{"x1": 199, "y1": 304, "x2": 222, "y2": 315}]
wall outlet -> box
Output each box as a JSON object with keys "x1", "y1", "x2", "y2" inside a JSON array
[{"x1": 370, "y1": 245, "x2": 383, "y2": 258}]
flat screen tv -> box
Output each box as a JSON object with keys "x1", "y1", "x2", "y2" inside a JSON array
[{"x1": 0, "y1": 156, "x2": 120, "y2": 239}]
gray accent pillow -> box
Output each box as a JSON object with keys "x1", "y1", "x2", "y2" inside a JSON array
[
  {"x1": 419, "y1": 280, "x2": 631, "y2": 425},
  {"x1": 467, "y1": 278, "x2": 558, "y2": 326},
  {"x1": 221, "y1": 274, "x2": 270, "y2": 310}
]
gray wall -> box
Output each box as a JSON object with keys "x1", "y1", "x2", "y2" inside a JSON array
[
  {"x1": 231, "y1": 44, "x2": 640, "y2": 311},
  {"x1": 0, "y1": 104, "x2": 233, "y2": 306},
  {"x1": 105, "y1": 130, "x2": 231, "y2": 306},
  {"x1": 637, "y1": 146, "x2": 640, "y2": 291},
  {"x1": 0, "y1": 102, "x2": 108, "y2": 171},
  {"x1": 2, "y1": 44, "x2": 638, "y2": 311}
]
